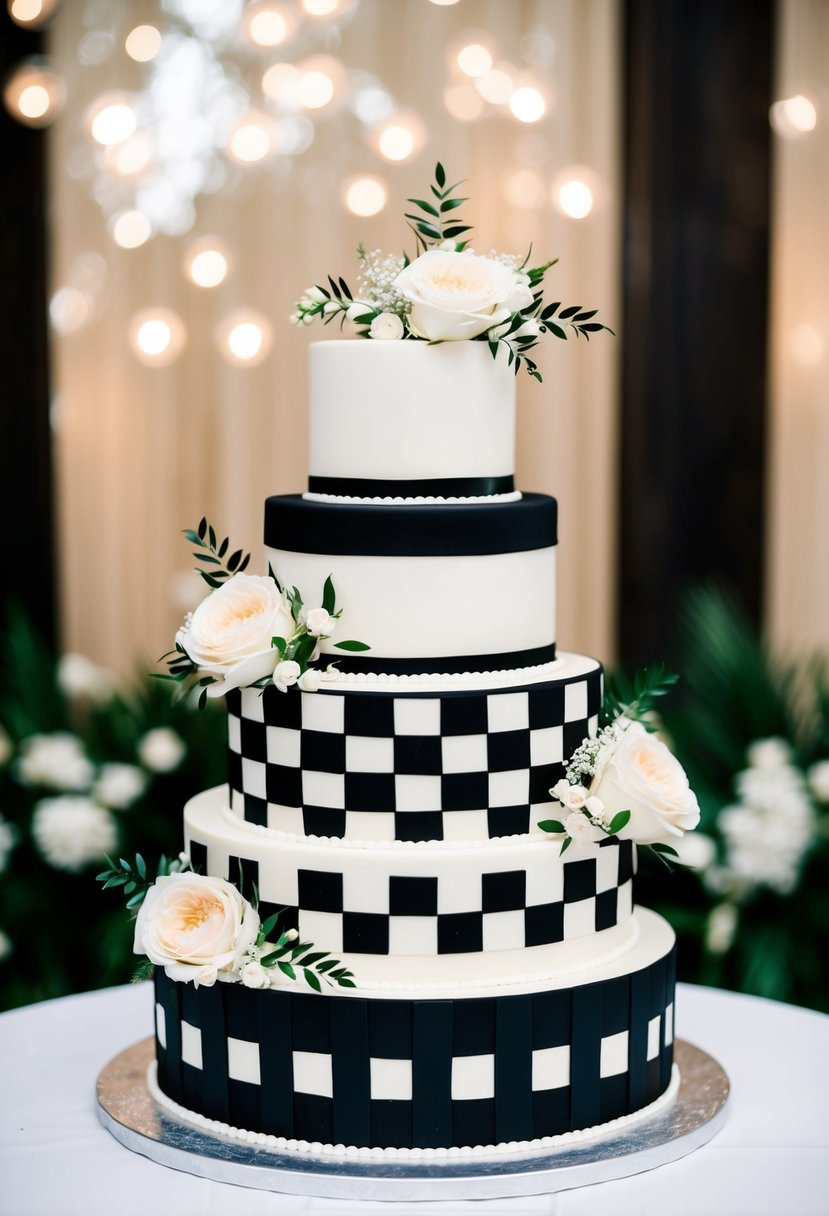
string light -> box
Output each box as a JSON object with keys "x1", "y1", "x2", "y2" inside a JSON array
[
  {"x1": 227, "y1": 114, "x2": 271, "y2": 163},
  {"x1": 49, "y1": 288, "x2": 91, "y2": 335},
  {"x1": 105, "y1": 132, "x2": 152, "y2": 177},
  {"x1": 509, "y1": 86, "x2": 546, "y2": 124},
  {"x1": 8, "y1": 0, "x2": 58, "y2": 28},
  {"x1": 243, "y1": 3, "x2": 292, "y2": 48},
  {"x1": 770, "y1": 94, "x2": 818, "y2": 137},
  {"x1": 184, "y1": 238, "x2": 230, "y2": 288},
  {"x1": 110, "y1": 210, "x2": 153, "y2": 249},
  {"x1": 551, "y1": 169, "x2": 596, "y2": 219},
  {"x1": 124, "y1": 25, "x2": 162, "y2": 63},
  {"x1": 3, "y1": 60, "x2": 66, "y2": 128},
  {"x1": 343, "y1": 175, "x2": 388, "y2": 217},
  {"x1": 87, "y1": 95, "x2": 138, "y2": 146},
  {"x1": 218, "y1": 310, "x2": 273, "y2": 367},
  {"x1": 457, "y1": 43, "x2": 493, "y2": 79},
  {"x1": 129, "y1": 308, "x2": 186, "y2": 367},
  {"x1": 475, "y1": 68, "x2": 513, "y2": 105}
]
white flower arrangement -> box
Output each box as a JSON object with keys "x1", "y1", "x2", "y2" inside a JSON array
[
  {"x1": 539, "y1": 666, "x2": 700, "y2": 862},
  {"x1": 292, "y1": 163, "x2": 612, "y2": 381},
  {"x1": 99, "y1": 859, "x2": 355, "y2": 991},
  {"x1": 16, "y1": 732, "x2": 95, "y2": 792},
  {"x1": 32, "y1": 795, "x2": 118, "y2": 872},
  {"x1": 162, "y1": 518, "x2": 369, "y2": 706},
  {"x1": 137, "y1": 727, "x2": 186, "y2": 774}
]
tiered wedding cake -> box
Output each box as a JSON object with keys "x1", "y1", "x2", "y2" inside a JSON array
[{"x1": 147, "y1": 337, "x2": 680, "y2": 1153}]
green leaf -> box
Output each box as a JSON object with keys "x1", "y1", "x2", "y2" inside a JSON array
[
  {"x1": 541, "y1": 302, "x2": 560, "y2": 320},
  {"x1": 290, "y1": 586, "x2": 304, "y2": 623},
  {"x1": 538, "y1": 819, "x2": 566, "y2": 834},
  {"x1": 316, "y1": 959, "x2": 337, "y2": 973},
  {"x1": 442, "y1": 224, "x2": 472, "y2": 238},
  {"x1": 304, "y1": 968, "x2": 322, "y2": 992},
  {"x1": 574, "y1": 309, "x2": 597, "y2": 321},
  {"x1": 560, "y1": 836, "x2": 573, "y2": 856},
  {"x1": 135, "y1": 854, "x2": 146, "y2": 880},
  {"x1": 333, "y1": 640, "x2": 371, "y2": 652},
  {"x1": 439, "y1": 196, "x2": 467, "y2": 212},
  {"x1": 227, "y1": 549, "x2": 244, "y2": 572},
  {"x1": 651, "y1": 842, "x2": 680, "y2": 858},
  {"x1": 435, "y1": 161, "x2": 446, "y2": 188},
  {"x1": 198, "y1": 517, "x2": 207, "y2": 540},
  {"x1": 608, "y1": 810, "x2": 631, "y2": 835},
  {"x1": 558, "y1": 305, "x2": 581, "y2": 320},
  {"x1": 278, "y1": 961, "x2": 297, "y2": 981},
  {"x1": 549, "y1": 323, "x2": 567, "y2": 340},
  {"x1": 183, "y1": 530, "x2": 202, "y2": 546},
  {"x1": 407, "y1": 197, "x2": 440, "y2": 217},
  {"x1": 272, "y1": 636, "x2": 287, "y2": 657},
  {"x1": 322, "y1": 575, "x2": 336, "y2": 615},
  {"x1": 338, "y1": 977, "x2": 357, "y2": 988}
]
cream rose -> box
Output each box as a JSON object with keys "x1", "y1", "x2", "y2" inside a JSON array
[
  {"x1": 369, "y1": 312, "x2": 405, "y2": 341},
  {"x1": 134, "y1": 873, "x2": 259, "y2": 988},
  {"x1": 394, "y1": 250, "x2": 533, "y2": 342},
  {"x1": 177, "y1": 573, "x2": 294, "y2": 697},
  {"x1": 590, "y1": 721, "x2": 700, "y2": 845}
]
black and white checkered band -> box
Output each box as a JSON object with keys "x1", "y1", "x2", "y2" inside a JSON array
[
  {"x1": 153, "y1": 943, "x2": 676, "y2": 1150},
  {"x1": 184, "y1": 829, "x2": 635, "y2": 957},
  {"x1": 225, "y1": 665, "x2": 602, "y2": 843}
]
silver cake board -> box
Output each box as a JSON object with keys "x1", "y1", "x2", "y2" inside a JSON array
[{"x1": 96, "y1": 1038, "x2": 729, "y2": 1201}]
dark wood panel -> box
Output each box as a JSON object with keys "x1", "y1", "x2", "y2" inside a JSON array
[
  {"x1": 0, "y1": 14, "x2": 55, "y2": 647},
  {"x1": 619, "y1": 0, "x2": 774, "y2": 665}
]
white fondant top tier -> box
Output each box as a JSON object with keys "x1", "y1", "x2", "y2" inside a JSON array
[{"x1": 308, "y1": 340, "x2": 516, "y2": 492}]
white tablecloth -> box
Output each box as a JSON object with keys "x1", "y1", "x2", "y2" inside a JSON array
[{"x1": 1, "y1": 981, "x2": 827, "y2": 1216}]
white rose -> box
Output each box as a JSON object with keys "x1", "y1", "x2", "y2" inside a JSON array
[
  {"x1": 298, "y1": 667, "x2": 323, "y2": 692},
  {"x1": 589, "y1": 720, "x2": 700, "y2": 845},
  {"x1": 93, "y1": 763, "x2": 148, "y2": 809},
  {"x1": 305, "y1": 608, "x2": 334, "y2": 637},
  {"x1": 138, "y1": 728, "x2": 186, "y2": 773},
  {"x1": 31, "y1": 796, "x2": 117, "y2": 872},
  {"x1": 512, "y1": 318, "x2": 540, "y2": 340},
  {"x1": 369, "y1": 312, "x2": 405, "y2": 341},
  {"x1": 17, "y1": 733, "x2": 94, "y2": 792},
  {"x1": 57, "y1": 653, "x2": 115, "y2": 705},
  {"x1": 273, "y1": 659, "x2": 301, "y2": 692},
  {"x1": 394, "y1": 250, "x2": 523, "y2": 342},
  {"x1": 177, "y1": 573, "x2": 294, "y2": 698},
  {"x1": 134, "y1": 872, "x2": 259, "y2": 988},
  {"x1": 552, "y1": 780, "x2": 589, "y2": 811},
  {"x1": 240, "y1": 958, "x2": 271, "y2": 989},
  {"x1": 746, "y1": 737, "x2": 792, "y2": 770}
]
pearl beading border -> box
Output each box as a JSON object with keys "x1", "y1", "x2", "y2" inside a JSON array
[{"x1": 302, "y1": 492, "x2": 523, "y2": 506}]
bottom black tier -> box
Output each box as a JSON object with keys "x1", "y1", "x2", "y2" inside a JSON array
[{"x1": 153, "y1": 932, "x2": 676, "y2": 1151}]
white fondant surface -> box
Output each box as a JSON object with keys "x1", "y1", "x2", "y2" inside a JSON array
[
  {"x1": 185, "y1": 785, "x2": 648, "y2": 983},
  {"x1": 308, "y1": 340, "x2": 516, "y2": 485},
  {"x1": 266, "y1": 545, "x2": 556, "y2": 661}
]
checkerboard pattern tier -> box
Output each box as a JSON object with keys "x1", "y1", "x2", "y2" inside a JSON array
[
  {"x1": 185, "y1": 786, "x2": 635, "y2": 959},
  {"x1": 225, "y1": 655, "x2": 602, "y2": 842},
  {"x1": 152, "y1": 909, "x2": 676, "y2": 1150}
]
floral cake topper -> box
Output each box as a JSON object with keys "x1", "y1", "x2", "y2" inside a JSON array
[{"x1": 292, "y1": 162, "x2": 613, "y2": 380}]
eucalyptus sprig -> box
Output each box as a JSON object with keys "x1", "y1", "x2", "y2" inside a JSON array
[
  {"x1": 251, "y1": 908, "x2": 356, "y2": 992},
  {"x1": 405, "y1": 161, "x2": 472, "y2": 252},
  {"x1": 185, "y1": 517, "x2": 251, "y2": 590},
  {"x1": 268, "y1": 569, "x2": 370, "y2": 691},
  {"x1": 96, "y1": 852, "x2": 190, "y2": 915}
]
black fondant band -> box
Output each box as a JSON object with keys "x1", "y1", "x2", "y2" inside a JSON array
[
  {"x1": 307, "y1": 475, "x2": 515, "y2": 498},
  {"x1": 321, "y1": 644, "x2": 556, "y2": 676},
  {"x1": 265, "y1": 493, "x2": 557, "y2": 556}
]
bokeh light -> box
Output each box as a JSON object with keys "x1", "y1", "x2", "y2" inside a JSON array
[
  {"x1": 3, "y1": 60, "x2": 66, "y2": 128},
  {"x1": 243, "y1": 2, "x2": 291, "y2": 47},
  {"x1": 770, "y1": 94, "x2": 818, "y2": 137},
  {"x1": 457, "y1": 43, "x2": 493, "y2": 79},
  {"x1": 551, "y1": 169, "x2": 596, "y2": 219},
  {"x1": 129, "y1": 308, "x2": 187, "y2": 367},
  {"x1": 125, "y1": 25, "x2": 162, "y2": 63},
  {"x1": 443, "y1": 83, "x2": 484, "y2": 122},
  {"x1": 227, "y1": 113, "x2": 271, "y2": 163},
  {"x1": 49, "y1": 287, "x2": 91, "y2": 335},
  {"x1": 509, "y1": 86, "x2": 546, "y2": 123},
  {"x1": 184, "y1": 238, "x2": 230, "y2": 288},
  {"x1": 88, "y1": 95, "x2": 138, "y2": 146},
  {"x1": 8, "y1": 0, "x2": 59, "y2": 28},
  {"x1": 343, "y1": 175, "x2": 388, "y2": 217},
  {"x1": 110, "y1": 210, "x2": 153, "y2": 249},
  {"x1": 503, "y1": 169, "x2": 545, "y2": 210},
  {"x1": 217, "y1": 310, "x2": 273, "y2": 367},
  {"x1": 475, "y1": 68, "x2": 513, "y2": 105}
]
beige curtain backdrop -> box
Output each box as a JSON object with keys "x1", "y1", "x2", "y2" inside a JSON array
[
  {"x1": 48, "y1": 0, "x2": 621, "y2": 677},
  {"x1": 767, "y1": 0, "x2": 829, "y2": 656}
]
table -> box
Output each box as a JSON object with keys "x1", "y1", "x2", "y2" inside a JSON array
[{"x1": 1, "y1": 981, "x2": 827, "y2": 1215}]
